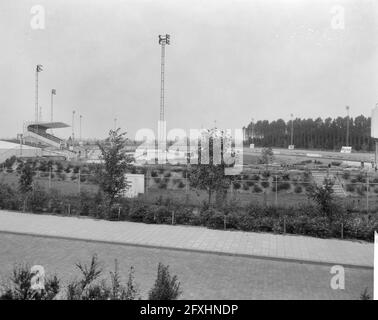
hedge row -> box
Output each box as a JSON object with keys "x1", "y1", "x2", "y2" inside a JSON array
[{"x1": 0, "y1": 183, "x2": 376, "y2": 242}]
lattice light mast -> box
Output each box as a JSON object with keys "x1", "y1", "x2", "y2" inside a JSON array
[{"x1": 158, "y1": 34, "x2": 170, "y2": 122}]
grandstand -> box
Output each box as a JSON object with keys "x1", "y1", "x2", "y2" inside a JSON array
[{"x1": 23, "y1": 121, "x2": 69, "y2": 148}]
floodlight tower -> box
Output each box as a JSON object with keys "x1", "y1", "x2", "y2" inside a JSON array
[
  {"x1": 35, "y1": 65, "x2": 43, "y2": 122},
  {"x1": 158, "y1": 34, "x2": 170, "y2": 163},
  {"x1": 158, "y1": 34, "x2": 170, "y2": 122}
]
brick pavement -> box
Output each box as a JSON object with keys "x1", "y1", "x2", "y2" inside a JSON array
[{"x1": 0, "y1": 210, "x2": 373, "y2": 268}]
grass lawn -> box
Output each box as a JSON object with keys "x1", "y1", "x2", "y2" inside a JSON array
[{"x1": 0, "y1": 233, "x2": 373, "y2": 300}]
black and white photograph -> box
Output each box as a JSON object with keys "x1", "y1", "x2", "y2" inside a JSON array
[{"x1": 0, "y1": 0, "x2": 377, "y2": 309}]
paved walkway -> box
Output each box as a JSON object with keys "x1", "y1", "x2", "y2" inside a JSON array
[{"x1": 0, "y1": 210, "x2": 373, "y2": 268}]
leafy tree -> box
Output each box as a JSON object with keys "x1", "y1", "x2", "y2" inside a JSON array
[
  {"x1": 260, "y1": 147, "x2": 274, "y2": 168},
  {"x1": 97, "y1": 129, "x2": 133, "y2": 209},
  {"x1": 189, "y1": 128, "x2": 232, "y2": 206},
  {"x1": 18, "y1": 162, "x2": 34, "y2": 194},
  {"x1": 307, "y1": 179, "x2": 337, "y2": 220},
  {"x1": 148, "y1": 263, "x2": 181, "y2": 300}
]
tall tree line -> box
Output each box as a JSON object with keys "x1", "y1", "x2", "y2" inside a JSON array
[{"x1": 244, "y1": 115, "x2": 374, "y2": 151}]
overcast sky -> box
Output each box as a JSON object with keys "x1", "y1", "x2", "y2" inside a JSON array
[{"x1": 0, "y1": 0, "x2": 377, "y2": 140}]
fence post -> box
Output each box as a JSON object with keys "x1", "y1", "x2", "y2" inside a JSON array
[
  {"x1": 68, "y1": 204, "x2": 71, "y2": 215},
  {"x1": 78, "y1": 169, "x2": 81, "y2": 194},
  {"x1": 172, "y1": 210, "x2": 175, "y2": 225},
  {"x1": 118, "y1": 206, "x2": 121, "y2": 220},
  {"x1": 283, "y1": 216, "x2": 286, "y2": 234},
  {"x1": 341, "y1": 222, "x2": 344, "y2": 239},
  {"x1": 185, "y1": 170, "x2": 189, "y2": 203},
  {"x1": 224, "y1": 214, "x2": 226, "y2": 230},
  {"x1": 48, "y1": 168, "x2": 52, "y2": 190},
  {"x1": 366, "y1": 174, "x2": 369, "y2": 213},
  {"x1": 275, "y1": 175, "x2": 278, "y2": 206}
]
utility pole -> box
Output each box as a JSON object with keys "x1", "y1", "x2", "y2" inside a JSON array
[{"x1": 346, "y1": 106, "x2": 350, "y2": 146}]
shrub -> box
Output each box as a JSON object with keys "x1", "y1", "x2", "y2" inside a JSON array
[
  {"x1": 253, "y1": 185, "x2": 263, "y2": 193},
  {"x1": 342, "y1": 171, "x2": 350, "y2": 180},
  {"x1": 251, "y1": 174, "x2": 260, "y2": 181},
  {"x1": 262, "y1": 171, "x2": 270, "y2": 178},
  {"x1": 174, "y1": 207, "x2": 200, "y2": 225},
  {"x1": 158, "y1": 182, "x2": 167, "y2": 189},
  {"x1": 294, "y1": 185, "x2": 302, "y2": 193},
  {"x1": 346, "y1": 184, "x2": 355, "y2": 192},
  {"x1": 232, "y1": 181, "x2": 241, "y2": 190},
  {"x1": 164, "y1": 171, "x2": 171, "y2": 178},
  {"x1": 205, "y1": 209, "x2": 225, "y2": 229},
  {"x1": 261, "y1": 181, "x2": 270, "y2": 189},
  {"x1": 177, "y1": 181, "x2": 185, "y2": 189},
  {"x1": 128, "y1": 204, "x2": 149, "y2": 222},
  {"x1": 0, "y1": 264, "x2": 60, "y2": 300},
  {"x1": 278, "y1": 182, "x2": 291, "y2": 191},
  {"x1": 246, "y1": 180, "x2": 255, "y2": 187},
  {"x1": 153, "y1": 177, "x2": 161, "y2": 184},
  {"x1": 242, "y1": 183, "x2": 249, "y2": 191},
  {"x1": 148, "y1": 263, "x2": 181, "y2": 300}
]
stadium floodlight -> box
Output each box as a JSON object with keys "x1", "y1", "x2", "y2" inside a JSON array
[{"x1": 35, "y1": 64, "x2": 43, "y2": 122}]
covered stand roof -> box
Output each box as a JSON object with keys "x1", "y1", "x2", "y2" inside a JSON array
[{"x1": 27, "y1": 122, "x2": 70, "y2": 129}]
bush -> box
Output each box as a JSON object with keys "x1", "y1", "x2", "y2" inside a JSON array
[
  {"x1": 294, "y1": 185, "x2": 302, "y2": 193},
  {"x1": 246, "y1": 180, "x2": 255, "y2": 187},
  {"x1": 232, "y1": 181, "x2": 241, "y2": 190},
  {"x1": 158, "y1": 182, "x2": 167, "y2": 189},
  {"x1": 148, "y1": 263, "x2": 181, "y2": 300},
  {"x1": 262, "y1": 171, "x2": 270, "y2": 178},
  {"x1": 342, "y1": 171, "x2": 350, "y2": 180},
  {"x1": 173, "y1": 207, "x2": 200, "y2": 225},
  {"x1": 251, "y1": 174, "x2": 260, "y2": 181},
  {"x1": 128, "y1": 204, "x2": 149, "y2": 222},
  {"x1": 261, "y1": 181, "x2": 269, "y2": 188},
  {"x1": 0, "y1": 264, "x2": 60, "y2": 300},
  {"x1": 346, "y1": 184, "x2": 355, "y2": 192},
  {"x1": 177, "y1": 181, "x2": 185, "y2": 189},
  {"x1": 253, "y1": 185, "x2": 263, "y2": 193}
]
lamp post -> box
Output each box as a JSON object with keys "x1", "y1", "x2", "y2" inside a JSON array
[
  {"x1": 72, "y1": 110, "x2": 76, "y2": 146},
  {"x1": 251, "y1": 118, "x2": 254, "y2": 141},
  {"x1": 346, "y1": 106, "x2": 350, "y2": 147},
  {"x1": 80, "y1": 115, "x2": 82, "y2": 141},
  {"x1": 290, "y1": 113, "x2": 294, "y2": 146}
]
